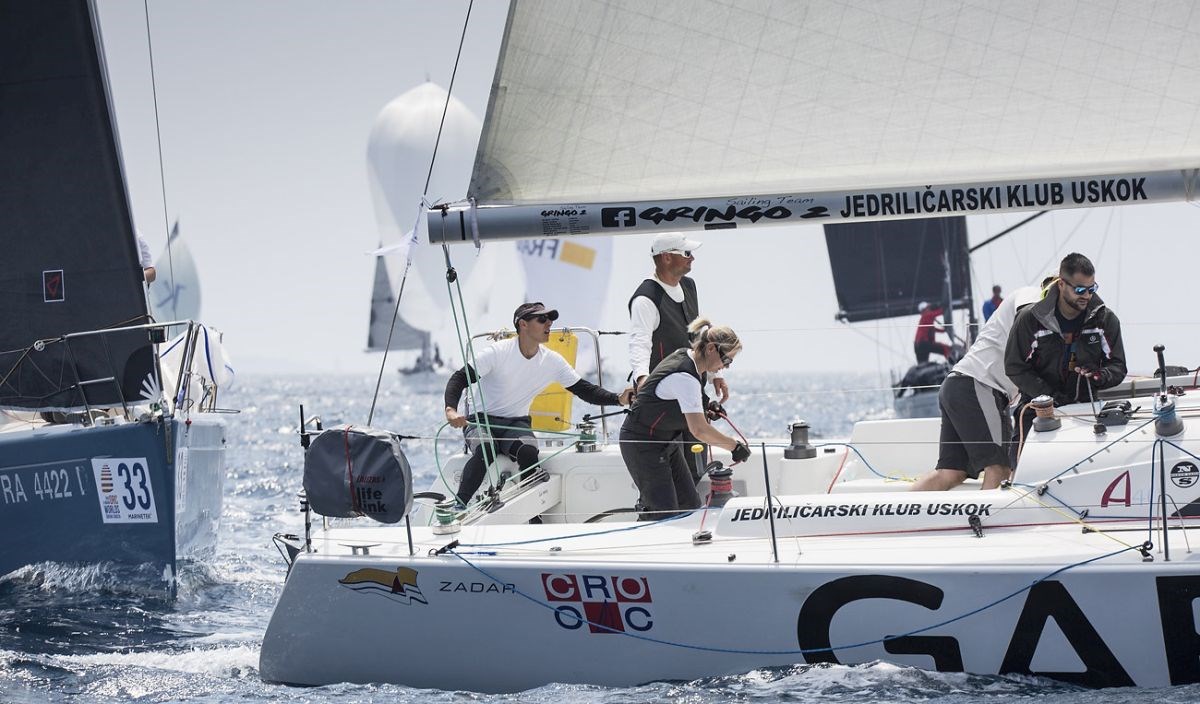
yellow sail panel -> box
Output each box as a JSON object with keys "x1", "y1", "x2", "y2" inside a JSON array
[{"x1": 529, "y1": 331, "x2": 578, "y2": 431}]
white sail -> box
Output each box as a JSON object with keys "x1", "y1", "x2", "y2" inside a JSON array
[
  {"x1": 367, "y1": 82, "x2": 489, "y2": 334},
  {"x1": 148, "y1": 220, "x2": 201, "y2": 325},
  {"x1": 516, "y1": 236, "x2": 613, "y2": 330},
  {"x1": 431, "y1": 0, "x2": 1200, "y2": 241}
]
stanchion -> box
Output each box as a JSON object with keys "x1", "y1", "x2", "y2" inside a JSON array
[{"x1": 761, "y1": 442, "x2": 779, "y2": 563}]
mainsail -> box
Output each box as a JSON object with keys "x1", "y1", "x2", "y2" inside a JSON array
[
  {"x1": 430, "y1": 0, "x2": 1200, "y2": 242},
  {"x1": 0, "y1": 0, "x2": 159, "y2": 412},
  {"x1": 825, "y1": 218, "x2": 971, "y2": 324}
]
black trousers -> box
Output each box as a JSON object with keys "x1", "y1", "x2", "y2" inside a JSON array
[{"x1": 619, "y1": 427, "x2": 701, "y2": 520}]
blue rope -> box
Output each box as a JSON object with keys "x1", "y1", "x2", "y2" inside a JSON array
[
  {"x1": 450, "y1": 544, "x2": 1141, "y2": 655},
  {"x1": 813, "y1": 442, "x2": 910, "y2": 482}
]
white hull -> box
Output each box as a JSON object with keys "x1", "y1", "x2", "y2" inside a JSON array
[
  {"x1": 262, "y1": 516, "x2": 1200, "y2": 691},
  {"x1": 263, "y1": 380, "x2": 1200, "y2": 690}
]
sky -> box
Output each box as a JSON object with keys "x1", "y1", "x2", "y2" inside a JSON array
[{"x1": 96, "y1": 1, "x2": 1200, "y2": 381}]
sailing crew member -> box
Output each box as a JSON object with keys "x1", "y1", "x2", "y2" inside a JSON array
[
  {"x1": 444, "y1": 302, "x2": 634, "y2": 506},
  {"x1": 982, "y1": 285, "x2": 1003, "y2": 321},
  {"x1": 1005, "y1": 253, "x2": 1127, "y2": 458},
  {"x1": 913, "y1": 302, "x2": 954, "y2": 363},
  {"x1": 135, "y1": 231, "x2": 156, "y2": 283},
  {"x1": 620, "y1": 319, "x2": 750, "y2": 520},
  {"x1": 911, "y1": 278, "x2": 1052, "y2": 491},
  {"x1": 628, "y1": 233, "x2": 729, "y2": 402}
]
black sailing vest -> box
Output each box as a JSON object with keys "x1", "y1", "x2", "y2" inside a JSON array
[
  {"x1": 623, "y1": 349, "x2": 707, "y2": 439},
  {"x1": 628, "y1": 276, "x2": 699, "y2": 373}
]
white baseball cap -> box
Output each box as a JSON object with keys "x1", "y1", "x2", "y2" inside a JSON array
[{"x1": 650, "y1": 233, "x2": 703, "y2": 256}]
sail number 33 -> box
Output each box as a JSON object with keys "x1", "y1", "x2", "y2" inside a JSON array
[{"x1": 91, "y1": 458, "x2": 159, "y2": 524}]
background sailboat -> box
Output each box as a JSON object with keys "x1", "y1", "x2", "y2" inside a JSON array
[
  {"x1": 825, "y1": 217, "x2": 973, "y2": 417},
  {"x1": 147, "y1": 219, "x2": 201, "y2": 330},
  {"x1": 366, "y1": 81, "x2": 521, "y2": 374}
]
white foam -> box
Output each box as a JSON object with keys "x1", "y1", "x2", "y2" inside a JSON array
[{"x1": 49, "y1": 644, "x2": 260, "y2": 677}]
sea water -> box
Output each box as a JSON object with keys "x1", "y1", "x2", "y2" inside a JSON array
[{"x1": 1, "y1": 372, "x2": 1195, "y2": 703}]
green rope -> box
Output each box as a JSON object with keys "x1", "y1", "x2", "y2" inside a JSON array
[
  {"x1": 433, "y1": 419, "x2": 584, "y2": 518},
  {"x1": 438, "y1": 237, "x2": 502, "y2": 495}
]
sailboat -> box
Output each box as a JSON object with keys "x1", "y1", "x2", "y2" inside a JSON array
[
  {"x1": 365, "y1": 82, "x2": 522, "y2": 374},
  {"x1": 825, "y1": 217, "x2": 974, "y2": 418},
  {"x1": 147, "y1": 220, "x2": 201, "y2": 333},
  {"x1": 0, "y1": 0, "x2": 230, "y2": 584},
  {"x1": 365, "y1": 250, "x2": 444, "y2": 375},
  {"x1": 261, "y1": 0, "x2": 1200, "y2": 691}
]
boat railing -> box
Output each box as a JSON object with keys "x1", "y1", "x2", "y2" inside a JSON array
[
  {"x1": 51, "y1": 319, "x2": 221, "y2": 423},
  {"x1": 470, "y1": 326, "x2": 619, "y2": 441}
]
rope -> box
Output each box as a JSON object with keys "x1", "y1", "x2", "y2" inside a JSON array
[
  {"x1": 457, "y1": 509, "x2": 693, "y2": 548},
  {"x1": 140, "y1": 1, "x2": 176, "y2": 298}
]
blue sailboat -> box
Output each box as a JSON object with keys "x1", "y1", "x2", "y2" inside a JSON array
[{"x1": 0, "y1": 0, "x2": 229, "y2": 585}]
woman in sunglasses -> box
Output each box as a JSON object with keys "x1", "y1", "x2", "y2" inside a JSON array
[{"x1": 620, "y1": 318, "x2": 751, "y2": 520}]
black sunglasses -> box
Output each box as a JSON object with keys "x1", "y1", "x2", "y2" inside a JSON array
[
  {"x1": 523, "y1": 312, "x2": 558, "y2": 324},
  {"x1": 711, "y1": 342, "x2": 733, "y2": 368},
  {"x1": 1068, "y1": 282, "x2": 1099, "y2": 295}
]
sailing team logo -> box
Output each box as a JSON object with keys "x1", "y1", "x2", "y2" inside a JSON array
[
  {"x1": 339, "y1": 566, "x2": 427, "y2": 605},
  {"x1": 541, "y1": 572, "x2": 654, "y2": 634}
]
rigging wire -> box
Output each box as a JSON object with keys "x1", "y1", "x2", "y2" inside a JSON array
[{"x1": 141, "y1": 0, "x2": 176, "y2": 314}]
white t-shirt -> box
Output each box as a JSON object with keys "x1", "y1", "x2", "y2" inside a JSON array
[
  {"x1": 136, "y1": 234, "x2": 153, "y2": 268},
  {"x1": 952, "y1": 284, "x2": 1044, "y2": 398},
  {"x1": 651, "y1": 350, "x2": 704, "y2": 414},
  {"x1": 628, "y1": 275, "x2": 685, "y2": 380},
  {"x1": 464, "y1": 337, "x2": 582, "y2": 418}
]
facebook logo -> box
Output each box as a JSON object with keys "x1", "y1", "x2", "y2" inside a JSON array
[{"x1": 601, "y1": 207, "x2": 636, "y2": 227}]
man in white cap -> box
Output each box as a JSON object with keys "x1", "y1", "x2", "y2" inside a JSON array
[{"x1": 628, "y1": 233, "x2": 728, "y2": 402}]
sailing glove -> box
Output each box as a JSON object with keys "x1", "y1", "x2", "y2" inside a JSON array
[
  {"x1": 731, "y1": 442, "x2": 751, "y2": 463},
  {"x1": 705, "y1": 400, "x2": 726, "y2": 421}
]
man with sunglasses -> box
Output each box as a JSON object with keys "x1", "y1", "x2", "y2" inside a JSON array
[
  {"x1": 1005, "y1": 252, "x2": 1126, "y2": 454},
  {"x1": 443, "y1": 302, "x2": 634, "y2": 506},
  {"x1": 911, "y1": 277, "x2": 1053, "y2": 492},
  {"x1": 628, "y1": 233, "x2": 729, "y2": 403}
]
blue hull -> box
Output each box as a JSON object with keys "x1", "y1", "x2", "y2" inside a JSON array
[{"x1": 0, "y1": 418, "x2": 221, "y2": 581}]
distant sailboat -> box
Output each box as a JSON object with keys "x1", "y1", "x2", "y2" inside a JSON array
[
  {"x1": 824, "y1": 217, "x2": 974, "y2": 417},
  {"x1": 147, "y1": 219, "x2": 201, "y2": 329},
  {"x1": 366, "y1": 82, "x2": 520, "y2": 373},
  {"x1": 366, "y1": 251, "x2": 443, "y2": 374}
]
